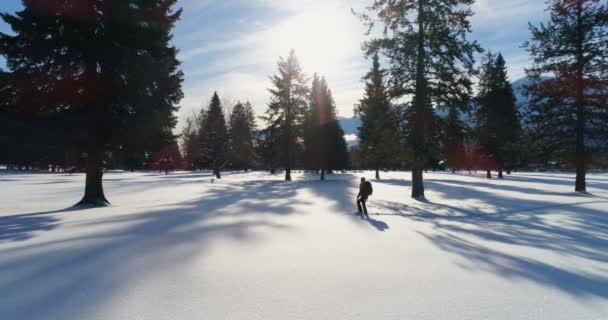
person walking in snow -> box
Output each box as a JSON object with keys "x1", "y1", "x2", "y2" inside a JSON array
[{"x1": 357, "y1": 177, "x2": 373, "y2": 218}]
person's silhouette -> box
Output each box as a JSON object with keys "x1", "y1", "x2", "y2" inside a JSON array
[{"x1": 357, "y1": 177, "x2": 373, "y2": 218}]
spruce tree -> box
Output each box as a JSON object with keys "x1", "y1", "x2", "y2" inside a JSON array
[
  {"x1": 227, "y1": 101, "x2": 257, "y2": 171},
  {"x1": 355, "y1": 54, "x2": 401, "y2": 180},
  {"x1": 200, "y1": 92, "x2": 228, "y2": 179},
  {"x1": 524, "y1": 0, "x2": 608, "y2": 191},
  {"x1": 303, "y1": 75, "x2": 348, "y2": 180},
  {"x1": 180, "y1": 115, "x2": 199, "y2": 170},
  {"x1": 476, "y1": 53, "x2": 521, "y2": 179},
  {"x1": 0, "y1": 0, "x2": 183, "y2": 205},
  {"x1": 262, "y1": 50, "x2": 309, "y2": 181},
  {"x1": 359, "y1": 0, "x2": 481, "y2": 198},
  {"x1": 441, "y1": 102, "x2": 470, "y2": 173}
]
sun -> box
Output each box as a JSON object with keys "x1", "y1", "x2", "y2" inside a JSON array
[{"x1": 269, "y1": 5, "x2": 360, "y2": 75}]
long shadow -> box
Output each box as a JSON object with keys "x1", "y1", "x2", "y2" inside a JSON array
[
  {"x1": 419, "y1": 232, "x2": 608, "y2": 298},
  {"x1": 0, "y1": 178, "x2": 303, "y2": 319},
  {"x1": 0, "y1": 207, "x2": 90, "y2": 242},
  {"x1": 367, "y1": 178, "x2": 608, "y2": 299},
  {"x1": 425, "y1": 178, "x2": 581, "y2": 198},
  {"x1": 300, "y1": 173, "x2": 391, "y2": 231}
]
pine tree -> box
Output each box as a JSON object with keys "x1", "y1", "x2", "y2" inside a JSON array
[
  {"x1": 0, "y1": 0, "x2": 183, "y2": 205},
  {"x1": 476, "y1": 53, "x2": 521, "y2": 179},
  {"x1": 303, "y1": 75, "x2": 348, "y2": 180},
  {"x1": 441, "y1": 102, "x2": 470, "y2": 173},
  {"x1": 262, "y1": 50, "x2": 309, "y2": 181},
  {"x1": 180, "y1": 114, "x2": 199, "y2": 170},
  {"x1": 524, "y1": 0, "x2": 608, "y2": 191},
  {"x1": 200, "y1": 92, "x2": 228, "y2": 179},
  {"x1": 355, "y1": 54, "x2": 401, "y2": 180},
  {"x1": 227, "y1": 101, "x2": 257, "y2": 171},
  {"x1": 359, "y1": 0, "x2": 481, "y2": 198}
]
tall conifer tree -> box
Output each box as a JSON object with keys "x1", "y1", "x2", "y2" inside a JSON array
[
  {"x1": 227, "y1": 101, "x2": 257, "y2": 171},
  {"x1": 0, "y1": 0, "x2": 183, "y2": 205},
  {"x1": 303, "y1": 75, "x2": 348, "y2": 180},
  {"x1": 359, "y1": 0, "x2": 481, "y2": 198},
  {"x1": 355, "y1": 54, "x2": 401, "y2": 180},
  {"x1": 524, "y1": 0, "x2": 608, "y2": 191},
  {"x1": 476, "y1": 53, "x2": 521, "y2": 179},
  {"x1": 262, "y1": 50, "x2": 309, "y2": 181},
  {"x1": 200, "y1": 92, "x2": 228, "y2": 179}
]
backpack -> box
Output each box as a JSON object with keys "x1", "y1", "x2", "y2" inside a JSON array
[{"x1": 364, "y1": 181, "x2": 373, "y2": 196}]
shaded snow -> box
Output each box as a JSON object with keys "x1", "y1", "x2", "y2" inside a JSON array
[{"x1": 1, "y1": 170, "x2": 607, "y2": 319}]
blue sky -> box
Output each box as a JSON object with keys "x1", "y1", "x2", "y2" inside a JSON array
[{"x1": 1, "y1": 0, "x2": 548, "y2": 128}]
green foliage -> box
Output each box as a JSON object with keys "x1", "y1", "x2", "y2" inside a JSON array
[
  {"x1": 524, "y1": 0, "x2": 608, "y2": 176},
  {"x1": 475, "y1": 53, "x2": 521, "y2": 173},
  {"x1": 227, "y1": 101, "x2": 257, "y2": 170},
  {"x1": 262, "y1": 50, "x2": 309, "y2": 180},
  {"x1": 199, "y1": 92, "x2": 228, "y2": 177},
  {"x1": 303, "y1": 74, "x2": 349, "y2": 178},
  {"x1": 359, "y1": 0, "x2": 481, "y2": 196},
  {"x1": 0, "y1": 0, "x2": 183, "y2": 193},
  {"x1": 354, "y1": 54, "x2": 401, "y2": 178}
]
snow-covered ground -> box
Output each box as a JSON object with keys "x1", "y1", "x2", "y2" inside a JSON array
[{"x1": 1, "y1": 170, "x2": 607, "y2": 320}]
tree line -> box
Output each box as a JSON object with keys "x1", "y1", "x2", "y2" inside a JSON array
[
  {"x1": 179, "y1": 52, "x2": 350, "y2": 181},
  {"x1": 0, "y1": 0, "x2": 606, "y2": 206},
  {"x1": 355, "y1": 0, "x2": 607, "y2": 197}
]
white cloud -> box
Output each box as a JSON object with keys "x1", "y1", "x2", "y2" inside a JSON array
[
  {"x1": 177, "y1": 0, "x2": 370, "y2": 130},
  {"x1": 176, "y1": 0, "x2": 548, "y2": 131}
]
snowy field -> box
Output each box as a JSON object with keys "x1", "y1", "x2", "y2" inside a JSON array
[{"x1": 0, "y1": 170, "x2": 607, "y2": 320}]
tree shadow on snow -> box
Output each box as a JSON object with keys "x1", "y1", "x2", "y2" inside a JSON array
[
  {"x1": 298, "y1": 173, "x2": 391, "y2": 232},
  {"x1": 0, "y1": 207, "x2": 88, "y2": 242},
  {"x1": 367, "y1": 178, "x2": 608, "y2": 299},
  {"x1": 0, "y1": 179, "x2": 305, "y2": 319}
]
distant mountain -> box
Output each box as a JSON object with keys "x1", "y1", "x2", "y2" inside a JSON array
[
  {"x1": 338, "y1": 117, "x2": 361, "y2": 136},
  {"x1": 338, "y1": 117, "x2": 361, "y2": 147},
  {"x1": 341, "y1": 77, "x2": 538, "y2": 143}
]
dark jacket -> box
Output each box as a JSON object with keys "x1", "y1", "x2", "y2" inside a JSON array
[{"x1": 359, "y1": 181, "x2": 372, "y2": 199}]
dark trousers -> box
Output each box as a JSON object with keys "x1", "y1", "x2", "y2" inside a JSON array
[{"x1": 357, "y1": 197, "x2": 368, "y2": 216}]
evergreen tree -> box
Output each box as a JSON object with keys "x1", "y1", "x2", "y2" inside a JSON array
[
  {"x1": 354, "y1": 54, "x2": 401, "y2": 180},
  {"x1": 227, "y1": 101, "x2": 257, "y2": 170},
  {"x1": 476, "y1": 53, "x2": 521, "y2": 179},
  {"x1": 303, "y1": 75, "x2": 348, "y2": 180},
  {"x1": 256, "y1": 126, "x2": 280, "y2": 173},
  {"x1": 524, "y1": 0, "x2": 608, "y2": 191},
  {"x1": 262, "y1": 50, "x2": 309, "y2": 181},
  {"x1": 180, "y1": 114, "x2": 199, "y2": 170},
  {"x1": 200, "y1": 92, "x2": 228, "y2": 178},
  {"x1": 0, "y1": 0, "x2": 183, "y2": 205},
  {"x1": 441, "y1": 102, "x2": 470, "y2": 173},
  {"x1": 359, "y1": 0, "x2": 481, "y2": 198}
]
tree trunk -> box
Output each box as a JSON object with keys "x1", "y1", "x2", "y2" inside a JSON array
[
  {"x1": 285, "y1": 166, "x2": 292, "y2": 181},
  {"x1": 214, "y1": 167, "x2": 221, "y2": 179},
  {"x1": 498, "y1": 169, "x2": 504, "y2": 179},
  {"x1": 412, "y1": 162, "x2": 425, "y2": 199},
  {"x1": 375, "y1": 167, "x2": 380, "y2": 180},
  {"x1": 320, "y1": 169, "x2": 325, "y2": 181},
  {"x1": 411, "y1": 0, "x2": 426, "y2": 199},
  {"x1": 486, "y1": 170, "x2": 492, "y2": 179},
  {"x1": 77, "y1": 149, "x2": 109, "y2": 206},
  {"x1": 574, "y1": 0, "x2": 586, "y2": 192},
  {"x1": 507, "y1": 169, "x2": 512, "y2": 175}
]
